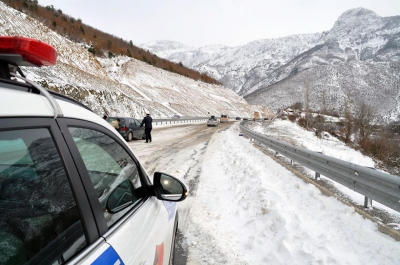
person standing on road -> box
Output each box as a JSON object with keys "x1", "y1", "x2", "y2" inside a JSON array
[{"x1": 141, "y1": 113, "x2": 153, "y2": 143}]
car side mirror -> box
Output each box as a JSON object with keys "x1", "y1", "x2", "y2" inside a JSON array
[
  {"x1": 106, "y1": 179, "x2": 135, "y2": 213},
  {"x1": 153, "y1": 172, "x2": 188, "y2": 202}
]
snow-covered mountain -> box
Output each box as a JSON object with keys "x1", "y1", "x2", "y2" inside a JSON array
[
  {"x1": 0, "y1": 2, "x2": 271, "y2": 119},
  {"x1": 142, "y1": 8, "x2": 400, "y2": 121},
  {"x1": 142, "y1": 34, "x2": 325, "y2": 95},
  {"x1": 244, "y1": 8, "x2": 400, "y2": 121}
]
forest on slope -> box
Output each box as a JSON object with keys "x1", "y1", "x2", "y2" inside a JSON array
[{"x1": 1, "y1": 0, "x2": 221, "y2": 85}]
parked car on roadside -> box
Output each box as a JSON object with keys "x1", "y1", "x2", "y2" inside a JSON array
[
  {"x1": 0, "y1": 36, "x2": 188, "y2": 265},
  {"x1": 235, "y1": 117, "x2": 241, "y2": 120},
  {"x1": 107, "y1": 116, "x2": 145, "y2": 142},
  {"x1": 172, "y1": 114, "x2": 181, "y2": 119}
]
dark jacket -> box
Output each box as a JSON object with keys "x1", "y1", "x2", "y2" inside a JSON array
[{"x1": 141, "y1": 115, "x2": 153, "y2": 128}]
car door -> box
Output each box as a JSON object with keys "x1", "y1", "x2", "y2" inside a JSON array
[
  {"x1": 132, "y1": 119, "x2": 143, "y2": 139},
  {"x1": 57, "y1": 118, "x2": 173, "y2": 264},
  {"x1": 0, "y1": 117, "x2": 113, "y2": 265},
  {"x1": 128, "y1": 118, "x2": 138, "y2": 139},
  {"x1": 127, "y1": 119, "x2": 133, "y2": 138}
]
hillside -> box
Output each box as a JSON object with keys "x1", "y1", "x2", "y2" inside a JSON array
[
  {"x1": 0, "y1": 2, "x2": 271, "y2": 118},
  {"x1": 244, "y1": 61, "x2": 400, "y2": 120},
  {"x1": 0, "y1": 0, "x2": 221, "y2": 86}
]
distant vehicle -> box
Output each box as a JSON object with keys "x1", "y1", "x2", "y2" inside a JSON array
[
  {"x1": 207, "y1": 118, "x2": 218, "y2": 127},
  {"x1": 243, "y1": 118, "x2": 249, "y2": 121},
  {"x1": 220, "y1": 114, "x2": 229, "y2": 123},
  {"x1": 235, "y1": 117, "x2": 241, "y2": 120},
  {"x1": 264, "y1": 117, "x2": 269, "y2": 120},
  {"x1": 210, "y1": 115, "x2": 216, "y2": 119},
  {"x1": 172, "y1": 114, "x2": 181, "y2": 119},
  {"x1": 107, "y1": 116, "x2": 145, "y2": 142}
]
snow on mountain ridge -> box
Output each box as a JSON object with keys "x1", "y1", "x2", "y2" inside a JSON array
[
  {"x1": 325, "y1": 7, "x2": 394, "y2": 49},
  {"x1": 141, "y1": 40, "x2": 192, "y2": 54},
  {"x1": 142, "y1": 33, "x2": 326, "y2": 95},
  {"x1": 334, "y1": 7, "x2": 382, "y2": 28}
]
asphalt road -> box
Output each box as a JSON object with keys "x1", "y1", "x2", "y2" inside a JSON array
[{"x1": 128, "y1": 121, "x2": 233, "y2": 265}]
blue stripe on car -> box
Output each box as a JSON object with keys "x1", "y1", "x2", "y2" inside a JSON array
[
  {"x1": 162, "y1": 201, "x2": 177, "y2": 220},
  {"x1": 91, "y1": 246, "x2": 124, "y2": 265}
]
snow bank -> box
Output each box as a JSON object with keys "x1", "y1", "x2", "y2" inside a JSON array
[{"x1": 184, "y1": 123, "x2": 400, "y2": 265}]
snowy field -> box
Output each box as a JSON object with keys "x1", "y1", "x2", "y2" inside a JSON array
[{"x1": 182, "y1": 122, "x2": 400, "y2": 265}]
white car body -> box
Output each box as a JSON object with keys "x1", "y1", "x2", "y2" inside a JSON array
[
  {"x1": 0, "y1": 37, "x2": 187, "y2": 265},
  {"x1": 207, "y1": 118, "x2": 218, "y2": 127},
  {"x1": 1, "y1": 87, "x2": 180, "y2": 265}
]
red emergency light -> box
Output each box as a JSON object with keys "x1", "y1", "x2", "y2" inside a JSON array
[{"x1": 0, "y1": 36, "x2": 57, "y2": 66}]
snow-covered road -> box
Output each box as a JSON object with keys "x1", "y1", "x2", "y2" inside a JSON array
[{"x1": 132, "y1": 121, "x2": 400, "y2": 265}]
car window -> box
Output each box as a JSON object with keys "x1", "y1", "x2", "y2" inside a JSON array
[
  {"x1": 0, "y1": 128, "x2": 86, "y2": 265},
  {"x1": 134, "y1": 119, "x2": 141, "y2": 126},
  {"x1": 68, "y1": 127, "x2": 143, "y2": 227}
]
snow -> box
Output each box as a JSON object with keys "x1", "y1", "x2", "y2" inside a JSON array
[
  {"x1": 251, "y1": 119, "x2": 400, "y2": 217},
  {"x1": 0, "y1": 2, "x2": 398, "y2": 263},
  {"x1": 254, "y1": 119, "x2": 375, "y2": 166},
  {"x1": 209, "y1": 94, "x2": 231, "y2": 103},
  {"x1": 182, "y1": 122, "x2": 400, "y2": 265}
]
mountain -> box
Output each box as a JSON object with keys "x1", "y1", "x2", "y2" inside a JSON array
[
  {"x1": 245, "y1": 8, "x2": 400, "y2": 121},
  {"x1": 141, "y1": 34, "x2": 325, "y2": 95},
  {"x1": 142, "y1": 8, "x2": 400, "y2": 121},
  {"x1": 245, "y1": 62, "x2": 400, "y2": 120},
  {"x1": 0, "y1": 2, "x2": 271, "y2": 119}
]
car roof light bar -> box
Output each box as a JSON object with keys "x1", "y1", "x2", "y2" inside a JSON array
[
  {"x1": 10, "y1": 73, "x2": 64, "y2": 119},
  {"x1": 0, "y1": 36, "x2": 57, "y2": 66}
]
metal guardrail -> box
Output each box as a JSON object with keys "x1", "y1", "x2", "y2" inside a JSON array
[
  {"x1": 239, "y1": 123, "x2": 400, "y2": 212},
  {"x1": 152, "y1": 117, "x2": 209, "y2": 125}
]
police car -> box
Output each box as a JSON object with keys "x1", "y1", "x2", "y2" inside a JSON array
[{"x1": 0, "y1": 36, "x2": 188, "y2": 264}]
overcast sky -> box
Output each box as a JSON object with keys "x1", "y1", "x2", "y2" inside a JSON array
[{"x1": 38, "y1": 0, "x2": 400, "y2": 47}]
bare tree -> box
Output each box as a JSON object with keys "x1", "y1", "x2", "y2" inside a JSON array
[
  {"x1": 355, "y1": 102, "x2": 375, "y2": 144},
  {"x1": 304, "y1": 81, "x2": 312, "y2": 129},
  {"x1": 321, "y1": 90, "x2": 327, "y2": 115},
  {"x1": 344, "y1": 100, "x2": 352, "y2": 143}
]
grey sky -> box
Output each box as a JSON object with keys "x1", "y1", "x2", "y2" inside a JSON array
[{"x1": 38, "y1": 0, "x2": 400, "y2": 47}]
